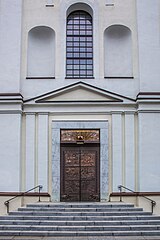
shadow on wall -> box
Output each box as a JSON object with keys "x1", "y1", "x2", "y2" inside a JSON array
[
  {"x1": 27, "y1": 26, "x2": 55, "y2": 78},
  {"x1": 104, "y1": 25, "x2": 133, "y2": 78}
]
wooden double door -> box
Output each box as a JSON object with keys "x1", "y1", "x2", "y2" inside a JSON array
[{"x1": 60, "y1": 144, "x2": 100, "y2": 202}]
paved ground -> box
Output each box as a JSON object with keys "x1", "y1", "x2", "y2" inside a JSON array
[{"x1": 0, "y1": 237, "x2": 160, "y2": 240}]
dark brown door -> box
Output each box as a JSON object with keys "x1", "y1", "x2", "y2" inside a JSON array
[{"x1": 60, "y1": 144, "x2": 100, "y2": 202}]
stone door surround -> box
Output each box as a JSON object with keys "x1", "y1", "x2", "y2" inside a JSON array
[{"x1": 52, "y1": 121, "x2": 108, "y2": 202}]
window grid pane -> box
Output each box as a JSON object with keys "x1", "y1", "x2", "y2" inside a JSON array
[{"x1": 66, "y1": 10, "x2": 93, "y2": 78}]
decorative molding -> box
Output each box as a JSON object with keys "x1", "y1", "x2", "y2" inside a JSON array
[
  {"x1": 137, "y1": 92, "x2": 160, "y2": 96},
  {"x1": 37, "y1": 100, "x2": 122, "y2": 103},
  {"x1": 0, "y1": 110, "x2": 23, "y2": 114},
  {"x1": 24, "y1": 81, "x2": 135, "y2": 103},
  {"x1": 104, "y1": 77, "x2": 134, "y2": 79},
  {"x1": 26, "y1": 77, "x2": 55, "y2": 80},
  {"x1": 0, "y1": 93, "x2": 23, "y2": 101},
  {"x1": 0, "y1": 93, "x2": 22, "y2": 96},
  {"x1": 137, "y1": 110, "x2": 160, "y2": 113},
  {"x1": 136, "y1": 92, "x2": 160, "y2": 101}
]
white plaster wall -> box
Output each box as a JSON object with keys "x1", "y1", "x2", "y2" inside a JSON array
[
  {"x1": 25, "y1": 113, "x2": 49, "y2": 191},
  {"x1": 99, "y1": 0, "x2": 139, "y2": 97},
  {"x1": 0, "y1": 114, "x2": 21, "y2": 191},
  {"x1": 112, "y1": 113, "x2": 123, "y2": 191},
  {"x1": 0, "y1": 0, "x2": 22, "y2": 93},
  {"x1": 21, "y1": 0, "x2": 59, "y2": 97},
  {"x1": 25, "y1": 114, "x2": 36, "y2": 190},
  {"x1": 20, "y1": 0, "x2": 139, "y2": 99},
  {"x1": 125, "y1": 113, "x2": 135, "y2": 190},
  {"x1": 136, "y1": 0, "x2": 160, "y2": 92},
  {"x1": 139, "y1": 113, "x2": 160, "y2": 191},
  {"x1": 38, "y1": 114, "x2": 49, "y2": 192},
  {"x1": 1, "y1": 0, "x2": 159, "y2": 198}
]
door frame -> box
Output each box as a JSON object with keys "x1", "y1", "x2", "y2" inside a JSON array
[{"x1": 52, "y1": 121, "x2": 109, "y2": 202}]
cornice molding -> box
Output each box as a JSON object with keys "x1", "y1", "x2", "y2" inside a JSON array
[{"x1": 136, "y1": 92, "x2": 160, "y2": 102}]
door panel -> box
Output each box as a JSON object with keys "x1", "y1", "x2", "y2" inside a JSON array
[{"x1": 60, "y1": 145, "x2": 100, "y2": 202}]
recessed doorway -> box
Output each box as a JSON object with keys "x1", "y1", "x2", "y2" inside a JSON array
[{"x1": 52, "y1": 121, "x2": 108, "y2": 202}]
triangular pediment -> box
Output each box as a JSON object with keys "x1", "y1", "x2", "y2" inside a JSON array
[
  {"x1": 38, "y1": 85, "x2": 121, "y2": 102},
  {"x1": 24, "y1": 82, "x2": 135, "y2": 104}
]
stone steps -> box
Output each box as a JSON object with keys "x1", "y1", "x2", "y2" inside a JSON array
[
  {"x1": 0, "y1": 202, "x2": 160, "y2": 236},
  {"x1": 0, "y1": 214, "x2": 159, "y2": 221},
  {"x1": 1, "y1": 219, "x2": 160, "y2": 226},
  {"x1": 17, "y1": 207, "x2": 144, "y2": 212},
  {"x1": 1, "y1": 224, "x2": 160, "y2": 231},
  {"x1": 0, "y1": 230, "x2": 160, "y2": 237},
  {"x1": 27, "y1": 203, "x2": 135, "y2": 208},
  {"x1": 0, "y1": 215, "x2": 159, "y2": 222},
  {"x1": 8, "y1": 212, "x2": 151, "y2": 217}
]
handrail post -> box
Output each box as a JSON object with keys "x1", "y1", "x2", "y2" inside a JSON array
[
  {"x1": 151, "y1": 200, "x2": 156, "y2": 214},
  {"x1": 118, "y1": 185, "x2": 122, "y2": 202},
  {"x1": 151, "y1": 201, "x2": 154, "y2": 214},
  {"x1": 4, "y1": 201, "x2": 9, "y2": 214},
  {"x1": 38, "y1": 185, "x2": 43, "y2": 202},
  {"x1": 108, "y1": 194, "x2": 111, "y2": 202}
]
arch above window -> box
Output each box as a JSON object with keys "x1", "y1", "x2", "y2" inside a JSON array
[
  {"x1": 104, "y1": 25, "x2": 133, "y2": 78},
  {"x1": 67, "y1": 3, "x2": 93, "y2": 17},
  {"x1": 66, "y1": 9, "x2": 93, "y2": 79},
  {"x1": 27, "y1": 26, "x2": 55, "y2": 78}
]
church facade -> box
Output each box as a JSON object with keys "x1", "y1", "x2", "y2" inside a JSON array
[{"x1": 0, "y1": 0, "x2": 160, "y2": 205}]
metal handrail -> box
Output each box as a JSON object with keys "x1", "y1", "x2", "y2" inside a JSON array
[
  {"x1": 4, "y1": 185, "x2": 43, "y2": 213},
  {"x1": 118, "y1": 185, "x2": 156, "y2": 214}
]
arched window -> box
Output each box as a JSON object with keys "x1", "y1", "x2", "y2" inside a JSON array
[
  {"x1": 104, "y1": 25, "x2": 132, "y2": 78},
  {"x1": 27, "y1": 26, "x2": 55, "y2": 78},
  {"x1": 66, "y1": 11, "x2": 93, "y2": 79}
]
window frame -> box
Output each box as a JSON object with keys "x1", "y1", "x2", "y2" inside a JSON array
[{"x1": 66, "y1": 10, "x2": 94, "y2": 79}]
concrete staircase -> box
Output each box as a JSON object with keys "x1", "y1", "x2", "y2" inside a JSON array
[{"x1": 0, "y1": 202, "x2": 160, "y2": 237}]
